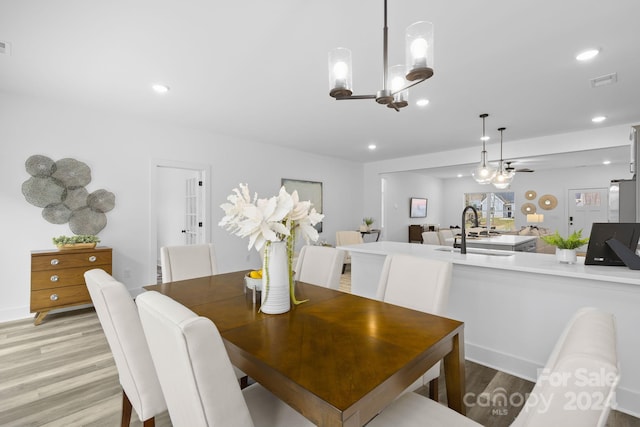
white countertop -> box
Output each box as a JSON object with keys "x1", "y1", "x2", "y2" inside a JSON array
[
  {"x1": 465, "y1": 234, "x2": 538, "y2": 245},
  {"x1": 338, "y1": 241, "x2": 640, "y2": 286}
]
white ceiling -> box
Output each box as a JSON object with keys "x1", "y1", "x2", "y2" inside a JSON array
[{"x1": 1, "y1": 0, "x2": 639, "y2": 164}]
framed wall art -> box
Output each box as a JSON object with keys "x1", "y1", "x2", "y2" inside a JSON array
[{"x1": 410, "y1": 197, "x2": 428, "y2": 218}]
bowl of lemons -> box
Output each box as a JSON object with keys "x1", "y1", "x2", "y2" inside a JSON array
[{"x1": 245, "y1": 270, "x2": 263, "y2": 291}]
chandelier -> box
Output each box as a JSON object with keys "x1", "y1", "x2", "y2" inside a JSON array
[
  {"x1": 492, "y1": 127, "x2": 514, "y2": 189},
  {"x1": 328, "y1": 0, "x2": 434, "y2": 111},
  {"x1": 471, "y1": 114, "x2": 497, "y2": 184}
]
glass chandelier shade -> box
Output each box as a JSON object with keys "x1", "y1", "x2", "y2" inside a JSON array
[
  {"x1": 492, "y1": 127, "x2": 514, "y2": 189},
  {"x1": 388, "y1": 64, "x2": 409, "y2": 108},
  {"x1": 472, "y1": 152, "x2": 497, "y2": 184},
  {"x1": 405, "y1": 21, "x2": 434, "y2": 81},
  {"x1": 472, "y1": 114, "x2": 497, "y2": 184},
  {"x1": 328, "y1": 1, "x2": 433, "y2": 111},
  {"x1": 492, "y1": 166, "x2": 513, "y2": 189},
  {"x1": 328, "y1": 48, "x2": 353, "y2": 98}
]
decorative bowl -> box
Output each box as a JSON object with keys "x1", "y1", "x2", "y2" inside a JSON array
[{"x1": 245, "y1": 274, "x2": 263, "y2": 291}]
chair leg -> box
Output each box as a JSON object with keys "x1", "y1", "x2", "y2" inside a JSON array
[
  {"x1": 121, "y1": 390, "x2": 133, "y2": 427},
  {"x1": 428, "y1": 377, "x2": 439, "y2": 401},
  {"x1": 240, "y1": 375, "x2": 249, "y2": 389},
  {"x1": 143, "y1": 418, "x2": 155, "y2": 427},
  {"x1": 342, "y1": 264, "x2": 346, "y2": 274}
]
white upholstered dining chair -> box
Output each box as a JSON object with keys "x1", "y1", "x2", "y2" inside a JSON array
[
  {"x1": 159, "y1": 242, "x2": 247, "y2": 384},
  {"x1": 376, "y1": 254, "x2": 452, "y2": 400},
  {"x1": 437, "y1": 229, "x2": 455, "y2": 246},
  {"x1": 421, "y1": 231, "x2": 441, "y2": 245},
  {"x1": 136, "y1": 291, "x2": 315, "y2": 427},
  {"x1": 335, "y1": 230, "x2": 364, "y2": 273},
  {"x1": 84, "y1": 269, "x2": 167, "y2": 427},
  {"x1": 294, "y1": 245, "x2": 346, "y2": 290},
  {"x1": 367, "y1": 307, "x2": 620, "y2": 427},
  {"x1": 160, "y1": 243, "x2": 217, "y2": 283}
]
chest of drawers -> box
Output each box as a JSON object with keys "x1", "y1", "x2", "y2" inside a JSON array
[{"x1": 30, "y1": 246, "x2": 112, "y2": 325}]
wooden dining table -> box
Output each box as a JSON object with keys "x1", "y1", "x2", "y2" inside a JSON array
[{"x1": 144, "y1": 270, "x2": 466, "y2": 427}]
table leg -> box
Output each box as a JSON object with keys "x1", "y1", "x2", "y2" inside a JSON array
[{"x1": 443, "y1": 329, "x2": 466, "y2": 415}]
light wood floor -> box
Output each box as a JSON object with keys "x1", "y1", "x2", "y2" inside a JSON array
[{"x1": 2, "y1": 273, "x2": 638, "y2": 426}]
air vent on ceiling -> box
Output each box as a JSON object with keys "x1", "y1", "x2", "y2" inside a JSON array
[
  {"x1": 0, "y1": 41, "x2": 10, "y2": 55},
  {"x1": 590, "y1": 72, "x2": 617, "y2": 88}
]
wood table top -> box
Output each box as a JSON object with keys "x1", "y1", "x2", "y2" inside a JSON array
[{"x1": 145, "y1": 270, "x2": 465, "y2": 426}]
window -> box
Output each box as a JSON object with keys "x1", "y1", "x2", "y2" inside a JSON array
[{"x1": 463, "y1": 192, "x2": 515, "y2": 231}]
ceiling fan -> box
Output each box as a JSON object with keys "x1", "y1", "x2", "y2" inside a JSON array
[{"x1": 504, "y1": 161, "x2": 535, "y2": 173}]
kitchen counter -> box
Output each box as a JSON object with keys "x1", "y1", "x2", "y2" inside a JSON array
[
  {"x1": 337, "y1": 241, "x2": 640, "y2": 416},
  {"x1": 338, "y1": 241, "x2": 640, "y2": 288}
]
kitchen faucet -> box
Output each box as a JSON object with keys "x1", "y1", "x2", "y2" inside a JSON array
[{"x1": 460, "y1": 205, "x2": 479, "y2": 254}]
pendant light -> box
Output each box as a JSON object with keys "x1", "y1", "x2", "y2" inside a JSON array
[
  {"x1": 328, "y1": 0, "x2": 434, "y2": 111},
  {"x1": 471, "y1": 114, "x2": 497, "y2": 184},
  {"x1": 492, "y1": 127, "x2": 514, "y2": 189}
]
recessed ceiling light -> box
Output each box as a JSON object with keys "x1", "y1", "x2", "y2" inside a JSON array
[
  {"x1": 603, "y1": 160, "x2": 611, "y2": 165},
  {"x1": 416, "y1": 99, "x2": 430, "y2": 107},
  {"x1": 152, "y1": 84, "x2": 170, "y2": 94},
  {"x1": 576, "y1": 49, "x2": 599, "y2": 61},
  {"x1": 592, "y1": 116, "x2": 606, "y2": 123},
  {"x1": 368, "y1": 144, "x2": 377, "y2": 150},
  {"x1": 457, "y1": 173, "x2": 463, "y2": 178}
]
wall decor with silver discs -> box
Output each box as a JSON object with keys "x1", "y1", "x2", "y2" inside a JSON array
[{"x1": 21, "y1": 155, "x2": 116, "y2": 235}]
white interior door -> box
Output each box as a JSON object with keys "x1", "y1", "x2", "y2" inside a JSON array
[
  {"x1": 184, "y1": 176, "x2": 203, "y2": 244},
  {"x1": 150, "y1": 160, "x2": 211, "y2": 284},
  {"x1": 568, "y1": 188, "x2": 608, "y2": 241}
]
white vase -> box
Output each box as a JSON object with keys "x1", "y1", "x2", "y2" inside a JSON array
[
  {"x1": 556, "y1": 248, "x2": 577, "y2": 264},
  {"x1": 261, "y1": 241, "x2": 291, "y2": 314}
]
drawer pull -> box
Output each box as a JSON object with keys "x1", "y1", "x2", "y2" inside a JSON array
[
  {"x1": 50, "y1": 275, "x2": 59, "y2": 282},
  {"x1": 89, "y1": 256, "x2": 97, "y2": 262},
  {"x1": 50, "y1": 294, "x2": 59, "y2": 301},
  {"x1": 50, "y1": 259, "x2": 59, "y2": 266}
]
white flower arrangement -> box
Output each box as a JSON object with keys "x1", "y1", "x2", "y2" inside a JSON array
[
  {"x1": 219, "y1": 184, "x2": 324, "y2": 306},
  {"x1": 219, "y1": 184, "x2": 324, "y2": 251}
]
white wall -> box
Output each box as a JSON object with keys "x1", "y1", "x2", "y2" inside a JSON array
[
  {"x1": 441, "y1": 164, "x2": 630, "y2": 236},
  {"x1": 0, "y1": 92, "x2": 363, "y2": 322},
  {"x1": 381, "y1": 172, "x2": 444, "y2": 242},
  {"x1": 363, "y1": 124, "x2": 635, "y2": 228}
]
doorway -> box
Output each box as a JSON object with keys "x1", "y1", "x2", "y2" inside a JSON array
[
  {"x1": 149, "y1": 159, "x2": 211, "y2": 284},
  {"x1": 568, "y1": 187, "x2": 608, "y2": 245}
]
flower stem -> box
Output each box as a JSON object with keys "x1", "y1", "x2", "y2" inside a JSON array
[
  {"x1": 259, "y1": 241, "x2": 270, "y2": 312},
  {"x1": 288, "y1": 224, "x2": 308, "y2": 305}
]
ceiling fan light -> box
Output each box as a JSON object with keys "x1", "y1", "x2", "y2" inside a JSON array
[
  {"x1": 405, "y1": 21, "x2": 434, "y2": 81},
  {"x1": 328, "y1": 48, "x2": 353, "y2": 98}
]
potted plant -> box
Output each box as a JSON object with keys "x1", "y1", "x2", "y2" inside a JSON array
[
  {"x1": 361, "y1": 217, "x2": 374, "y2": 232},
  {"x1": 52, "y1": 234, "x2": 100, "y2": 250},
  {"x1": 540, "y1": 230, "x2": 589, "y2": 264}
]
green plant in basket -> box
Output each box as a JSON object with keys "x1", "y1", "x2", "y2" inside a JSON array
[
  {"x1": 52, "y1": 234, "x2": 101, "y2": 246},
  {"x1": 363, "y1": 217, "x2": 374, "y2": 227},
  {"x1": 540, "y1": 230, "x2": 589, "y2": 249}
]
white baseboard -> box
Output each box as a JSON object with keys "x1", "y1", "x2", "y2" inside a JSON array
[{"x1": 0, "y1": 306, "x2": 32, "y2": 323}]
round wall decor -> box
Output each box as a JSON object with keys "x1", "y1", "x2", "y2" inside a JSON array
[
  {"x1": 525, "y1": 190, "x2": 537, "y2": 200},
  {"x1": 521, "y1": 203, "x2": 536, "y2": 215},
  {"x1": 539, "y1": 194, "x2": 558, "y2": 210}
]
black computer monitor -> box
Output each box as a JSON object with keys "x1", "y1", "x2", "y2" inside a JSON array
[{"x1": 584, "y1": 223, "x2": 640, "y2": 268}]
